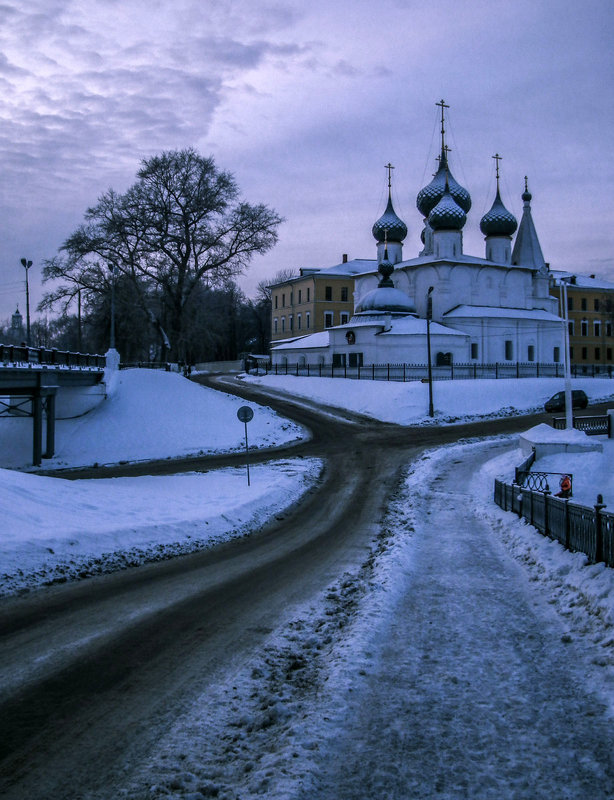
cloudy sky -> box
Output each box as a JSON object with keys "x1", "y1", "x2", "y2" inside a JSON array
[{"x1": 1, "y1": 0, "x2": 613, "y2": 326}]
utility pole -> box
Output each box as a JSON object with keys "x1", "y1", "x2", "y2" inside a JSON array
[{"x1": 427, "y1": 286, "x2": 434, "y2": 417}]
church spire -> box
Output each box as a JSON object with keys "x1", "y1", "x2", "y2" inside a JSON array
[{"x1": 511, "y1": 177, "x2": 546, "y2": 270}]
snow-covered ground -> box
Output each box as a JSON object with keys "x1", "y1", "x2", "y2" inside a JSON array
[
  {"x1": 120, "y1": 438, "x2": 614, "y2": 799},
  {"x1": 243, "y1": 373, "x2": 614, "y2": 425},
  {"x1": 0, "y1": 368, "x2": 306, "y2": 470}
]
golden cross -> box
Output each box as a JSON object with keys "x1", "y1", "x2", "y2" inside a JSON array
[
  {"x1": 492, "y1": 153, "x2": 502, "y2": 185},
  {"x1": 436, "y1": 99, "x2": 449, "y2": 154},
  {"x1": 385, "y1": 162, "x2": 395, "y2": 190}
]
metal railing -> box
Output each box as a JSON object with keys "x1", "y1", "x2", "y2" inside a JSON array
[
  {"x1": 552, "y1": 414, "x2": 611, "y2": 436},
  {"x1": 0, "y1": 344, "x2": 106, "y2": 369},
  {"x1": 494, "y1": 479, "x2": 612, "y2": 566},
  {"x1": 264, "y1": 360, "x2": 614, "y2": 382}
]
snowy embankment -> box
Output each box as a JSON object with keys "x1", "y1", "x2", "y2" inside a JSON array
[
  {"x1": 1, "y1": 368, "x2": 306, "y2": 471},
  {"x1": 243, "y1": 373, "x2": 614, "y2": 425},
  {"x1": 0, "y1": 369, "x2": 317, "y2": 597}
]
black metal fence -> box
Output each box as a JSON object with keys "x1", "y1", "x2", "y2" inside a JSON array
[
  {"x1": 265, "y1": 360, "x2": 614, "y2": 382},
  {"x1": 0, "y1": 344, "x2": 106, "y2": 369},
  {"x1": 552, "y1": 415, "x2": 611, "y2": 436},
  {"x1": 494, "y1": 479, "x2": 613, "y2": 567}
]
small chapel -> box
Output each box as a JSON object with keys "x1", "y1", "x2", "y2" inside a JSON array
[{"x1": 271, "y1": 102, "x2": 563, "y2": 369}]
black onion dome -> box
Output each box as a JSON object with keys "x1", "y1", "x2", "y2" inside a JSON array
[
  {"x1": 479, "y1": 189, "x2": 518, "y2": 237},
  {"x1": 416, "y1": 156, "x2": 472, "y2": 218},
  {"x1": 372, "y1": 195, "x2": 408, "y2": 243},
  {"x1": 428, "y1": 187, "x2": 466, "y2": 230}
]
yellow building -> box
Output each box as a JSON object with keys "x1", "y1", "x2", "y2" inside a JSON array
[
  {"x1": 550, "y1": 271, "x2": 614, "y2": 373},
  {"x1": 270, "y1": 257, "x2": 373, "y2": 342}
]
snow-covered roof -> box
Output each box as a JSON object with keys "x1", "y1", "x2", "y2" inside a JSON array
[
  {"x1": 380, "y1": 317, "x2": 468, "y2": 337},
  {"x1": 271, "y1": 331, "x2": 330, "y2": 350},
  {"x1": 350, "y1": 252, "x2": 537, "y2": 278},
  {"x1": 443, "y1": 305, "x2": 561, "y2": 322},
  {"x1": 550, "y1": 270, "x2": 614, "y2": 291}
]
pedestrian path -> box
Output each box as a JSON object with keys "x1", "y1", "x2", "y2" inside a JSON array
[{"x1": 308, "y1": 444, "x2": 614, "y2": 799}]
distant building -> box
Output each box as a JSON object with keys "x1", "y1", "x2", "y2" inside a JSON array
[
  {"x1": 550, "y1": 272, "x2": 614, "y2": 373},
  {"x1": 270, "y1": 258, "x2": 366, "y2": 342},
  {"x1": 272, "y1": 104, "x2": 564, "y2": 370},
  {"x1": 3, "y1": 306, "x2": 25, "y2": 345}
]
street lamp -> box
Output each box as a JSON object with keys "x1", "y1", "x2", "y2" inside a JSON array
[
  {"x1": 558, "y1": 278, "x2": 573, "y2": 430},
  {"x1": 426, "y1": 286, "x2": 434, "y2": 417},
  {"x1": 20, "y1": 258, "x2": 32, "y2": 346},
  {"x1": 109, "y1": 263, "x2": 116, "y2": 350}
]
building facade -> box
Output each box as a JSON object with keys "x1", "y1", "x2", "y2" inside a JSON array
[
  {"x1": 550, "y1": 272, "x2": 614, "y2": 373},
  {"x1": 270, "y1": 259, "x2": 369, "y2": 342}
]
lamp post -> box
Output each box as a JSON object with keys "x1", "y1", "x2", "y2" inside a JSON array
[
  {"x1": 426, "y1": 286, "x2": 434, "y2": 417},
  {"x1": 20, "y1": 258, "x2": 32, "y2": 346},
  {"x1": 109, "y1": 263, "x2": 116, "y2": 350},
  {"x1": 558, "y1": 278, "x2": 573, "y2": 430}
]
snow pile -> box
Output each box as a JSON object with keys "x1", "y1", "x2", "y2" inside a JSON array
[
  {"x1": 0, "y1": 459, "x2": 322, "y2": 597},
  {"x1": 0, "y1": 369, "x2": 306, "y2": 470},
  {"x1": 243, "y1": 374, "x2": 614, "y2": 425}
]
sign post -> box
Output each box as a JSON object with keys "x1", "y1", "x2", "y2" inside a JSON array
[{"x1": 237, "y1": 405, "x2": 254, "y2": 486}]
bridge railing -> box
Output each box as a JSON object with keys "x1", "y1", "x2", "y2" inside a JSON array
[{"x1": 0, "y1": 344, "x2": 106, "y2": 369}]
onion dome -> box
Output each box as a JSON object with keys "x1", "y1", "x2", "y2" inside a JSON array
[
  {"x1": 372, "y1": 194, "x2": 408, "y2": 243},
  {"x1": 522, "y1": 176, "x2": 532, "y2": 203},
  {"x1": 355, "y1": 245, "x2": 416, "y2": 314},
  {"x1": 428, "y1": 182, "x2": 466, "y2": 231},
  {"x1": 479, "y1": 188, "x2": 518, "y2": 237},
  {"x1": 355, "y1": 286, "x2": 416, "y2": 314},
  {"x1": 416, "y1": 154, "x2": 471, "y2": 218}
]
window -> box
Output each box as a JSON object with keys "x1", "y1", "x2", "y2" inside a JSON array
[
  {"x1": 341, "y1": 286, "x2": 348, "y2": 302},
  {"x1": 290, "y1": 292, "x2": 293, "y2": 305},
  {"x1": 274, "y1": 295, "x2": 278, "y2": 309},
  {"x1": 324, "y1": 311, "x2": 334, "y2": 328},
  {"x1": 607, "y1": 322, "x2": 613, "y2": 337},
  {"x1": 595, "y1": 347, "x2": 601, "y2": 360},
  {"x1": 340, "y1": 312, "x2": 349, "y2": 325},
  {"x1": 332, "y1": 353, "x2": 346, "y2": 367},
  {"x1": 306, "y1": 312, "x2": 311, "y2": 329},
  {"x1": 553, "y1": 346, "x2": 560, "y2": 362},
  {"x1": 582, "y1": 347, "x2": 588, "y2": 359},
  {"x1": 297, "y1": 313, "x2": 302, "y2": 330},
  {"x1": 581, "y1": 319, "x2": 588, "y2": 336},
  {"x1": 595, "y1": 321, "x2": 602, "y2": 337},
  {"x1": 307, "y1": 287, "x2": 310, "y2": 302},
  {"x1": 348, "y1": 352, "x2": 363, "y2": 368},
  {"x1": 273, "y1": 318, "x2": 278, "y2": 333},
  {"x1": 569, "y1": 347, "x2": 574, "y2": 360},
  {"x1": 594, "y1": 298, "x2": 600, "y2": 311},
  {"x1": 289, "y1": 314, "x2": 293, "y2": 331},
  {"x1": 567, "y1": 296, "x2": 573, "y2": 311},
  {"x1": 325, "y1": 286, "x2": 332, "y2": 301},
  {"x1": 505, "y1": 340, "x2": 513, "y2": 360},
  {"x1": 298, "y1": 289, "x2": 302, "y2": 303},
  {"x1": 568, "y1": 321, "x2": 574, "y2": 336},
  {"x1": 581, "y1": 297, "x2": 587, "y2": 311},
  {"x1": 527, "y1": 345, "x2": 535, "y2": 362},
  {"x1": 607, "y1": 348, "x2": 612, "y2": 361},
  {"x1": 281, "y1": 317, "x2": 285, "y2": 332},
  {"x1": 282, "y1": 293, "x2": 286, "y2": 307},
  {"x1": 471, "y1": 342, "x2": 478, "y2": 360}
]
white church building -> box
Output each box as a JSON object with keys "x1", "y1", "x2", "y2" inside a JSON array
[{"x1": 271, "y1": 107, "x2": 563, "y2": 371}]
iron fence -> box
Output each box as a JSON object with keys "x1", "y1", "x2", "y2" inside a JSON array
[
  {"x1": 0, "y1": 344, "x2": 106, "y2": 369},
  {"x1": 494, "y1": 478, "x2": 613, "y2": 567},
  {"x1": 264, "y1": 360, "x2": 614, "y2": 382},
  {"x1": 552, "y1": 415, "x2": 611, "y2": 436}
]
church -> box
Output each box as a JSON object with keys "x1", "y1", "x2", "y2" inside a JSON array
[{"x1": 271, "y1": 104, "x2": 563, "y2": 370}]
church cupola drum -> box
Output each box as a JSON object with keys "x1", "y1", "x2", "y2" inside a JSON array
[{"x1": 480, "y1": 153, "x2": 518, "y2": 264}]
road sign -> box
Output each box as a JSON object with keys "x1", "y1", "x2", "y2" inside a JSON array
[{"x1": 237, "y1": 406, "x2": 253, "y2": 423}]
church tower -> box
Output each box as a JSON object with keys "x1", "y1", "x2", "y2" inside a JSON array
[
  {"x1": 480, "y1": 154, "x2": 518, "y2": 264},
  {"x1": 372, "y1": 163, "x2": 407, "y2": 265},
  {"x1": 511, "y1": 178, "x2": 547, "y2": 271}
]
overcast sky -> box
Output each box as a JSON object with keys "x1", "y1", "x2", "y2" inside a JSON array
[{"x1": 1, "y1": 0, "x2": 613, "y2": 327}]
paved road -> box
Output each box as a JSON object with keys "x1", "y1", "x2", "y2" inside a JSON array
[{"x1": 0, "y1": 377, "x2": 604, "y2": 798}]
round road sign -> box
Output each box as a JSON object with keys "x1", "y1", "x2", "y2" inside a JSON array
[{"x1": 237, "y1": 405, "x2": 254, "y2": 423}]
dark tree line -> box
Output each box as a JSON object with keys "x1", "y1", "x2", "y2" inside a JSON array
[{"x1": 37, "y1": 149, "x2": 282, "y2": 362}]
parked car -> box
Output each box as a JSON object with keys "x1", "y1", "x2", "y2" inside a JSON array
[{"x1": 544, "y1": 389, "x2": 588, "y2": 413}]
